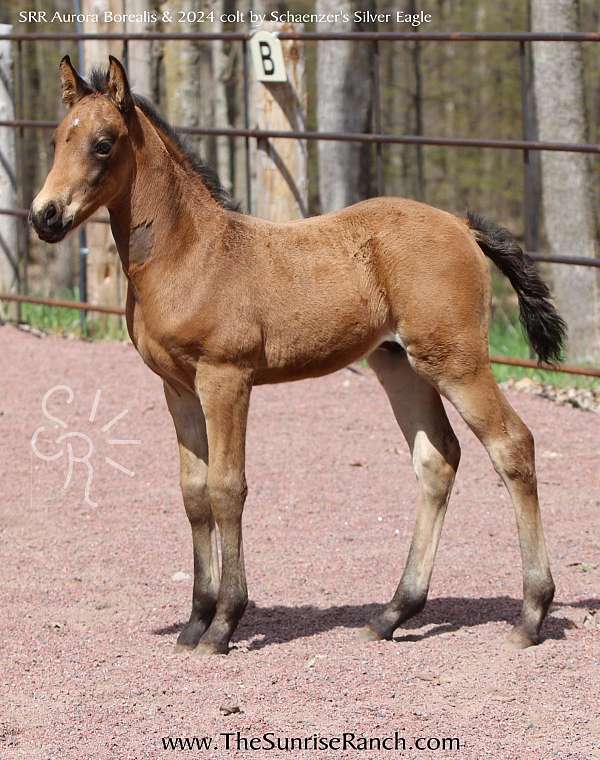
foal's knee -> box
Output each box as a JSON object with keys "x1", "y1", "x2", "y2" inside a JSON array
[
  {"x1": 413, "y1": 429, "x2": 460, "y2": 502},
  {"x1": 207, "y1": 469, "x2": 247, "y2": 520},
  {"x1": 180, "y1": 466, "x2": 211, "y2": 522}
]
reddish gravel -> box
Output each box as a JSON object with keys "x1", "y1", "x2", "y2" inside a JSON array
[{"x1": 1, "y1": 324, "x2": 599, "y2": 760}]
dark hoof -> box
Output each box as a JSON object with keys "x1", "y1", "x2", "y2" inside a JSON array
[
  {"x1": 194, "y1": 639, "x2": 230, "y2": 657},
  {"x1": 363, "y1": 613, "x2": 397, "y2": 642},
  {"x1": 175, "y1": 620, "x2": 209, "y2": 652},
  {"x1": 358, "y1": 625, "x2": 387, "y2": 642},
  {"x1": 504, "y1": 626, "x2": 539, "y2": 650}
]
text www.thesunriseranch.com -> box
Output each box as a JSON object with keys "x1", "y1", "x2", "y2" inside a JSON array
[{"x1": 161, "y1": 732, "x2": 461, "y2": 752}]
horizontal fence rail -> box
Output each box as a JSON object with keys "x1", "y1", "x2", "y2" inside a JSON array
[
  {"x1": 2, "y1": 118, "x2": 599, "y2": 155},
  {"x1": 1, "y1": 31, "x2": 599, "y2": 42},
  {"x1": 1, "y1": 30, "x2": 598, "y2": 379},
  {"x1": 527, "y1": 253, "x2": 600, "y2": 268},
  {"x1": 489, "y1": 356, "x2": 600, "y2": 379},
  {"x1": 0, "y1": 292, "x2": 124, "y2": 316}
]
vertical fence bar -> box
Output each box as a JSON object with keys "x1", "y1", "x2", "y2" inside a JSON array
[
  {"x1": 78, "y1": 235, "x2": 88, "y2": 334},
  {"x1": 242, "y1": 38, "x2": 252, "y2": 214},
  {"x1": 520, "y1": 40, "x2": 536, "y2": 362},
  {"x1": 412, "y1": 34, "x2": 425, "y2": 200},
  {"x1": 122, "y1": 0, "x2": 129, "y2": 68},
  {"x1": 371, "y1": 39, "x2": 383, "y2": 196},
  {"x1": 76, "y1": 12, "x2": 88, "y2": 333},
  {"x1": 0, "y1": 25, "x2": 19, "y2": 322},
  {"x1": 519, "y1": 40, "x2": 533, "y2": 253},
  {"x1": 15, "y1": 40, "x2": 26, "y2": 319}
]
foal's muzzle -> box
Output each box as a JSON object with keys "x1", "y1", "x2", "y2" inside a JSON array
[{"x1": 30, "y1": 200, "x2": 73, "y2": 243}]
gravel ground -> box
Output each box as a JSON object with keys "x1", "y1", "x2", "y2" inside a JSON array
[{"x1": 1, "y1": 324, "x2": 599, "y2": 760}]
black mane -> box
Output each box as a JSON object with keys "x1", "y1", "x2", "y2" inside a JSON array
[{"x1": 88, "y1": 67, "x2": 240, "y2": 212}]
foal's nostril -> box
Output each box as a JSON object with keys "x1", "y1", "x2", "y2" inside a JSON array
[{"x1": 43, "y1": 202, "x2": 60, "y2": 226}]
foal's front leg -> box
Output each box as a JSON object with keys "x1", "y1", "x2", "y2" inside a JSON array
[
  {"x1": 194, "y1": 364, "x2": 252, "y2": 656},
  {"x1": 164, "y1": 383, "x2": 220, "y2": 651}
]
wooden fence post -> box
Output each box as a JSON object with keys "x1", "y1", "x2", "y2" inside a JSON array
[
  {"x1": 0, "y1": 24, "x2": 18, "y2": 318},
  {"x1": 251, "y1": 24, "x2": 308, "y2": 221}
]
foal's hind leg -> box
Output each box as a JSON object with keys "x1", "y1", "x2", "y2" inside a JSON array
[
  {"x1": 362, "y1": 347, "x2": 461, "y2": 641},
  {"x1": 164, "y1": 382, "x2": 220, "y2": 651},
  {"x1": 437, "y1": 366, "x2": 554, "y2": 648}
]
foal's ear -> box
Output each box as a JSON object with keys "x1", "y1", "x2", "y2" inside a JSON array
[
  {"x1": 59, "y1": 55, "x2": 92, "y2": 108},
  {"x1": 106, "y1": 55, "x2": 133, "y2": 113}
]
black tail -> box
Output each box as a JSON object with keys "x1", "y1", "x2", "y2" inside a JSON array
[{"x1": 467, "y1": 211, "x2": 566, "y2": 365}]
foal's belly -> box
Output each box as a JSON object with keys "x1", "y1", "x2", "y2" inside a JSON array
[
  {"x1": 253, "y1": 321, "x2": 388, "y2": 385},
  {"x1": 253, "y1": 271, "x2": 391, "y2": 384},
  {"x1": 253, "y1": 346, "x2": 378, "y2": 384}
]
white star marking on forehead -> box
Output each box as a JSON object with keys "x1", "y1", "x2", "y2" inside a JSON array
[{"x1": 65, "y1": 117, "x2": 81, "y2": 141}]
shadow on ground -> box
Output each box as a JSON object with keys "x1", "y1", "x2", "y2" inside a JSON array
[{"x1": 153, "y1": 596, "x2": 600, "y2": 651}]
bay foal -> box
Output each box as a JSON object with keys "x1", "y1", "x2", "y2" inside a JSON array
[{"x1": 31, "y1": 56, "x2": 566, "y2": 655}]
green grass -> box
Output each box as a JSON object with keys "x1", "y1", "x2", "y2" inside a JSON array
[
  {"x1": 16, "y1": 289, "x2": 127, "y2": 341},
  {"x1": 489, "y1": 314, "x2": 599, "y2": 391}
]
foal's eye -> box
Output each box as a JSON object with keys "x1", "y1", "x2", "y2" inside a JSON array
[{"x1": 95, "y1": 139, "x2": 113, "y2": 156}]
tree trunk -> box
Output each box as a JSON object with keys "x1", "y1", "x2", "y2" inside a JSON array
[
  {"x1": 211, "y1": 0, "x2": 232, "y2": 193},
  {"x1": 251, "y1": 24, "x2": 308, "y2": 221},
  {"x1": 0, "y1": 26, "x2": 19, "y2": 309},
  {"x1": 315, "y1": 0, "x2": 372, "y2": 212},
  {"x1": 531, "y1": 0, "x2": 600, "y2": 361},
  {"x1": 162, "y1": 0, "x2": 215, "y2": 164},
  {"x1": 230, "y1": 0, "x2": 251, "y2": 209},
  {"x1": 125, "y1": 0, "x2": 155, "y2": 99},
  {"x1": 379, "y1": 1, "x2": 411, "y2": 199}
]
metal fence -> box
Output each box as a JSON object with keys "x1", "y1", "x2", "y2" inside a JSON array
[{"x1": 0, "y1": 30, "x2": 599, "y2": 378}]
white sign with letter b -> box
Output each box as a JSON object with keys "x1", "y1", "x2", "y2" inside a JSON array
[{"x1": 250, "y1": 31, "x2": 288, "y2": 83}]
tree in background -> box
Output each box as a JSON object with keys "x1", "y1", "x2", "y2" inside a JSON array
[
  {"x1": 7, "y1": 0, "x2": 82, "y2": 292},
  {"x1": 0, "y1": 25, "x2": 18, "y2": 304},
  {"x1": 161, "y1": 0, "x2": 216, "y2": 168},
  {"x1": 315, "y1": 0, "x2": 372, "y2": 212},
  {"x1": 126, "y1": 0, "x2": 158, "y2": 99},
  {"x1": 161, "y1": 0, "x2": 238, "y2": 194},
  {"x1": 531, "y1": 0, "x2": 600, "y2": 362}
]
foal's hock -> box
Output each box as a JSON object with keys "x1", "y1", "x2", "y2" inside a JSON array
[{"x1": 30, "y1": 55, "x2": 566, "y2": 655}]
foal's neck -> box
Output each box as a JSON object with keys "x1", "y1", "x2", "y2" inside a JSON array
[{"x1": 108, "y1": 108, "x2": 224, "y2": 276}]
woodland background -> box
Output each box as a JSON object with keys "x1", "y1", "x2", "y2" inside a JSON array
[{"x1": 0, "y1": 0, "x2": 599, "y2": 364}]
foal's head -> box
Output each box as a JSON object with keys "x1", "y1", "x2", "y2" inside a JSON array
[{"x1": 31, "y1": 55, "x2": 136, "y2": 243}]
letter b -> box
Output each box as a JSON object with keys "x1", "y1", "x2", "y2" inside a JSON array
[{"x1": 258, "y1": 41, "x2": 275, "y2": 76}]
